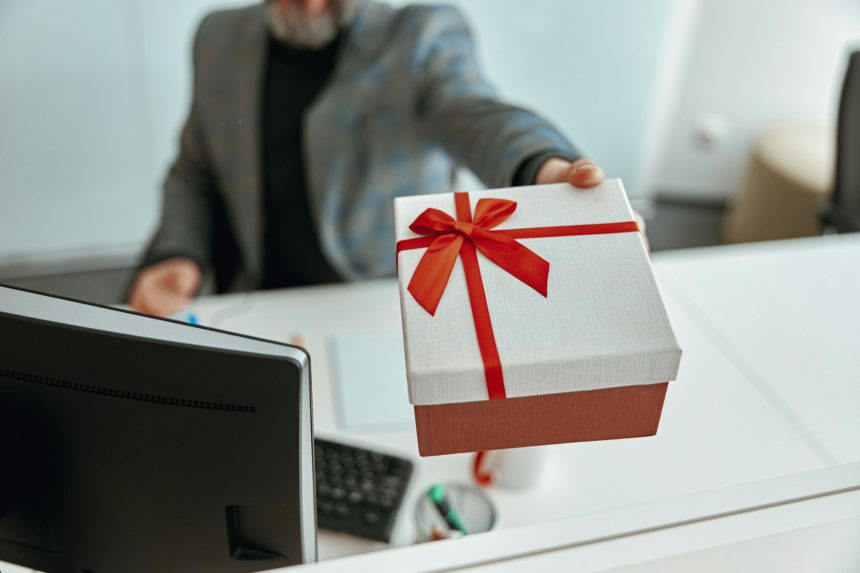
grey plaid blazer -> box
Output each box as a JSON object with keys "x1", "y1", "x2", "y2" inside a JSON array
[{"x1": 142, "y1": 1, "x2": 579, "y2": 291}]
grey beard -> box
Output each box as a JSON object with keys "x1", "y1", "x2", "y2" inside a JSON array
[{"x1": 265, "y1": 0, "x2": 355, "y2": 49}]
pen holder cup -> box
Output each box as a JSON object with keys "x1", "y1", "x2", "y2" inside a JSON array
[{"x1": 414, "y1": 482, "x2": 497, "y2": 542}]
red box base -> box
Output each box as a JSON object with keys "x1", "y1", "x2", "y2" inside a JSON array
[{"x1": 414, "y1": 382, "x2": 669, "y2": 456}]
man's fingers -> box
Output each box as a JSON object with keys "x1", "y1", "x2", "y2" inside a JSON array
[
  {"x1": 129, "y1": 258, "x2": 201, "y2": 317},
  {"x1": 171, "y1": 267, "x2": 200, "y2": 296},
  {"x1": 568, "y1": 160, "x2": 604, "y2": 188},
  {"x1": 534, "y1": 157, "x2": 605, "y2": 187},
  {"x1": 157, "y1": 271, "x2": 195, "y2": 315},
  {"x1": 156, "y1": 291, "x2": 193, "y2": 316},
  {"x1": 131, "y1": 273, "x2": 190, "y2": 317},
  {"x1": 139, "y1": 287, "x2": 191, "y2": 317},
  {"x1": 571, "y1": 158, "x2": 596, "y2": 169},
  {"x1": 129, "y1": 290, "x2": 149, "y2": 315}
]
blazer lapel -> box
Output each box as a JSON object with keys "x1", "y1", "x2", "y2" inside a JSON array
[{"x1": 225, "y1": 7, "x2": 267, "y2": 285}]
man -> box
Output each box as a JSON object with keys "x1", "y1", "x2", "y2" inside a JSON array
[{"x1": 130, "y1": 0, "x2": 606, "y2": 316}]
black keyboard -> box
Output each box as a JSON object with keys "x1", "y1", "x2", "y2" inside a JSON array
[{"x1": 314, "y1": 438, "x2": 413, "y2": 542}]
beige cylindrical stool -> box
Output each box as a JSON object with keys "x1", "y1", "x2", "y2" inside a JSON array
[{"x1": 725, "y1": 122, "x2": 835, "y2": 244}]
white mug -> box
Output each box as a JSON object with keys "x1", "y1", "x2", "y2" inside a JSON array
[{"x1": 473, "y1": 447, "x2": 551, "y2": 489}]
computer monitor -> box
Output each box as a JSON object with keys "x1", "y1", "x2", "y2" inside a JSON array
[{"x1": 0, "y1": 284, "x2": 316, "y2": 572}]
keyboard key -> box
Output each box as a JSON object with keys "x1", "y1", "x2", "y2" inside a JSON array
[
  {"x1": 382, "y1": 476, "x2": 401, "y2": 488},
  {"x1": 379, "y1": 495, "x2": 395, "y2": 510},
  {"x1": 335, "y1": 504, "x2": 351, "y2": 520}
]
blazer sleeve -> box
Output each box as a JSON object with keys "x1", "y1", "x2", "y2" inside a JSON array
[
  {"x1": 411, "y1": 6, "x2": 582, "y2": 189},
  {"x1": 138, "y1": 15, "x2": 219, "y2": 274}
]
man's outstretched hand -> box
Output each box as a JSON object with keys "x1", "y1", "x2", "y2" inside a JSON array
[
  {"x1": 129, "y1": 257, "x2": 201, "y2": 317},
  {"x1": 535, "y1": 157, "x2": 604, "y2": 188},
  {"x1": 533, "y1": 156, "x2": 648, "y2": 249}
]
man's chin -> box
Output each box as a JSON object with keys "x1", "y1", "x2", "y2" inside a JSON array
[{"x1": 265, "y1": 0, "x2": 351, "y2": 49}]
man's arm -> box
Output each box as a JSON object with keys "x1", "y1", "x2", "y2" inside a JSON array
[
  {"x1": 412, "y1": 6, "x2": 602, "y2": 189},
  {"x1": 131, "y1": 16, "x2": 218, "y2": 315}
]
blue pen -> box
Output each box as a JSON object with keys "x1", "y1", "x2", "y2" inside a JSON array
[{"x1": 172, "y1": 312, "x2": 199, "y2": 325}]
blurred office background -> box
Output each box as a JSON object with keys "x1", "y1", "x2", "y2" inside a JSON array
[{"x1": 1, "y1": 0, "x2": 859, "y2": 303}]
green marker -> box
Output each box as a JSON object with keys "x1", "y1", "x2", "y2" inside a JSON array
[{"x1": 428, "y1": 484, "x2": 469, "y2": 535}]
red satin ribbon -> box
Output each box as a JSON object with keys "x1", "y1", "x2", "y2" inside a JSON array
[{"x1": 397, "y1": 192, "x2": 639, "y2": 401}]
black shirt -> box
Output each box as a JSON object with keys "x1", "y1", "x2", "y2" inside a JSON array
[{"x1": 261, "y1": 35, "x2": 343, "y2": 289}]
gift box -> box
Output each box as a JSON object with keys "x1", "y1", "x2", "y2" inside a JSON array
[{"x1": 395, "y1": 180, "x2": 682, "y2": 456}]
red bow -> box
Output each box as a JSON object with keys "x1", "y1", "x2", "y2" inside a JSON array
[{"x1": 407, "y1": 197, "x2": 549, "y2": 315}]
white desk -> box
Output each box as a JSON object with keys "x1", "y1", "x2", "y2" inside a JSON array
[
  {"x1": 292, "y1": 461, "x2": 860, "y2": 573},
  {"x1": 181, "y1": 235, "x2": 858, "y2": 561},
  {"x1": 653, "y1": 234, "x2": 860, "y2": 464}
]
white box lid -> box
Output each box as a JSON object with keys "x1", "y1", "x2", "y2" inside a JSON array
[{"x1": 395, "y1": 180, "x2": 681, "y2": 406}]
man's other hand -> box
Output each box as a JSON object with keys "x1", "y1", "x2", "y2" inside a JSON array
[
  {"x1": 534, "y1": 157, "x2": 604, "y2": 188},
  {"x1": 129, "y1": 258, "x2": 201, "y2": 317}
]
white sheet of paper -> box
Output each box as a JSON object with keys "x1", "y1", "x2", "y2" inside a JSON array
[{"x1": 329, "y1": 333, "x2": 414, "y2": 429}]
